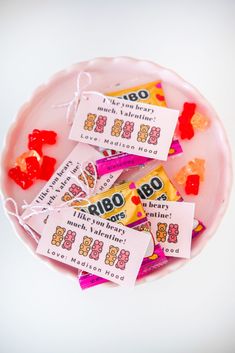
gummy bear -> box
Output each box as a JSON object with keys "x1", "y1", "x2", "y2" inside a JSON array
[
  {"x1": 9, "y1": 128, "x2": 57, "y2": 189},
  {"x1": 179, "y1": 123, "x2": 194, "y2": 140},
  {"x1": 8, "y1": 166, "x2": 33, "y2": 190},
  {"x1": 187, "y1": 159, "x2": 205, "y2": 181},
  {"x1": 191, "y1": 112, "x2": 209, "y2": 131},
  {"x1": 185, "y1": 174, "x2": 200, "y2": 195},
  {"x1": 175, "y1": 159, "x2": 205, "y2": 185},
  {"x1": 28, "y1": 129, "x2": 43, "y2": 155},
  {"x1": 40, "y1": 130, "x2": 57, "y2": 144},
  {"x1": 28, "y1": 129, "x2": 57, "y2": 155},
  {"x1": 25, "y1": 156, "x2": 41, "y2": 179},
  {"x1": 174, "y1": 158, "x2": 205, "y2": 184},
  {"x1": 174, "y1": 167, "x2": 187, "y2": 185},
  {"x1": 15, "y1": 150, "x2": 41, "y2": 172},
  {"x1": 178, "y1": 102, "x2": 196, "y2": 140},
  {"x1": 39, "y1": 156, "x2": 56, "y2": 181}
]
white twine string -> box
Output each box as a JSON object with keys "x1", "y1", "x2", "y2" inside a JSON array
[
  {"x1": 4, "y1": 160, "x2": 97, "y2": 243},
  {"x1": 53, "y1": 71, "x2": 110, "y2": 125},
  {"x1": 4, "y1": 198, "x2": 39, "y2": 243},
  {"x1": 22, "y1": 161, "x2": 97, "y2": 213}
]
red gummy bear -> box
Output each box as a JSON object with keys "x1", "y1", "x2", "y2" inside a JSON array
[
  {"x1": 39, "y1": 156, "x2": 56, "y2": 181},
  {"x1": 178, "y1": 103, "x2": 196, "y2": 140},
  {"x1": 8, "y1": 166, "x2": 33, "y2": 190},
  {"x1": 28, "y1": 129, "x2": 57, "y2": 155},
  {"x1": 40, "y1": 130, "x2": 57, "y2": 144},
  {"x1": 9, "y1": 129, "x2": 57, "y2": 190},
  {"x1": 185, "y1": 174, "x2": 200, "y2": 195},
  {"x1": 28, "y1": 129, "x2": 43, "y2": 155},
  {"x1": 25, "y1": 156, "x2": 41, "y2": 179}
]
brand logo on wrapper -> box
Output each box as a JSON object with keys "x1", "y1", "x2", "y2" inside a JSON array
[
  {"x1": 135, "y1": 165, "x2": 182, "y2": 202},
  {"x1": 117, "y1": 89, "x2": 150, "y2": 101},
  {"x1": 36, "y1": 208, "x2": 151, "y2": 287},
  {"x1": 107, "y1": 80, "x2": 167, "y2": 107},
  {"x1": 81, "y1": 192, "x2": 125, "y2": 217},
  {"x1": 76, "y1": 182, "x2": 156, "y2": 258},
  {"x1": 69, "y1": 94, "x2": 179, "y2": 161},
  {"x1": 137, "y1": 176, "x2": 164, "y2": 199}
]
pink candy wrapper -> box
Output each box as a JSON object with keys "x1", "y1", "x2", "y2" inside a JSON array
[
  {"x1": 169, "y1": 139, "x2": 183, "y2": 156},
  {"x1": 96, "y1": 153, "x2": 151, "y2": 176},
  {"x1": 78, "y1": 244, "x2": 167, "y2": 290},
  {"x1": 192, "y1": 220, "x2": 206, "y2": 238},
  {"x1": 96, "y1": 139, "x2": 183, "y2": 176}
]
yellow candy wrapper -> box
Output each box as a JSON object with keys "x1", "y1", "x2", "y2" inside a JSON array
[
  {"x1": 136, "y1": 166, "x2": 206, "y2": 238},
  {"x1": 76, "y1": 182, "x2": 148, "y2": 228},
  {"x1": 107, "y1": 80, "x2": 167, "y2": 107},
  {"x1": 136, "y1": 165, "x2": 182, "y2": 202},
  {"x1": 74, "y1": 181, "x2": 156, "y2": 257},
  {"x1": 78, "y1": 181, "x2": 168, "y2": 289}
]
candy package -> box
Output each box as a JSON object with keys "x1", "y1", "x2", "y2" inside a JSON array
[
  {"x1": 96, "y1": 139, "x2": 183, "y2": 177},
  {"x1": 77, "y1": 182, "x2": 151, "y2": 231},
  {"x1": 135, "y1": 166, "x2": 206, "y2": 237},
  {"x1": 96, "y1": 153, "x2": 151, "y2": 177},
  {"x1": 79, "y1": 244, "x2": 167, "y2": 290},
  {"x1": 136, "y1": 165, "x2": 182, "y2": 202},
  {"x1": 77, "y1": 182, "x2": 168, "y2": 289},
  {"x1": 107, "y1": 81, "x2": 183, "y2": 158},
  {"x1": 107, "y1": 80, "x2": 167, "y2": 107}
]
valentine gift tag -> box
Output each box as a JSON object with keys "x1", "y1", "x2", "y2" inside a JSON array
[
  {"x1": 143, "y1": 200, "x2": 195, "y2": 258},
  {"x1": 22, "y1": 143, "x2": 122, "y2": 234},
  {"x1": 69, "y1": 93, "x2": 179, "y2": 161},
  {"x1": 36, "y1": 208, "x2": 151, "y2": 287}
]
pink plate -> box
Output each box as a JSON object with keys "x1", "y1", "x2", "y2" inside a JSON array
[{"x1": 1, "y1": 57, "x2": 232, "y2": 285}]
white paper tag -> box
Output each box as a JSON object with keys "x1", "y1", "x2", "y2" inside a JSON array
[
  {"x1": 36, "y1": 208, "x2": 151, "y2": 287},
  {"x1": 22, "y1": 143, "x2": 122, "y2": 234},
  {"x1": 69, "y1": 93, "x2": 179, "y2": 161},
  {"x1": 143, "y1": 200, "x2": 195, "y2": 258}
]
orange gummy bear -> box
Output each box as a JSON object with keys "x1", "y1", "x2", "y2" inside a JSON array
[
  {"x1": 175, "y1": 158, "x2": 205, "y2": 185},
  {"x1": 191, "y1": 112, "x2": 209, "y2": 131},
  {"x1": 15, "y1": 150, "x2": 41, "y2": 172}
]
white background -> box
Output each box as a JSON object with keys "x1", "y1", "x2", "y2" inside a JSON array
[{"x1": 0, "y1": 1, "x2": 235, "y2": 353}]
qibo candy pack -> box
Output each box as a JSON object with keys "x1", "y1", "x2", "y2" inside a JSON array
[
  {"x1": 107, "y1": 80, "x2": 167, "y2": 107},
  {"x1": 135, "y1": 166, "x2": 206, "y2": 238},
  {"x1": 74, "y1": 181, "x2": 156, "y2": 254},
  {"x1": 2, "y1": 57, "x2": 231, "y2": 289},
  {"x1": 135, "y1": 165, "x2": 182, "y2": 202},
  {"x1": 106, "y1": 80, "x2": 183, "y2": 158},
  {"x1": 77, "y1": 182, "x2": 167, "y2": 289},
  {"x1": 96, "y1": 140, "x2": 183, "y2": 177}
]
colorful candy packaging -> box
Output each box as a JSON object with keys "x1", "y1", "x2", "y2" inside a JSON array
[
  {"x1": 79, "y1": 244, "x2": 165, "y2": 289},
  {"x1": 135, "y1": 166, "x2": 206, "y2": 237},
  {"x1": 76, "y1": 182, "x2": 155, "y2": 251},
  {"x1": 107, "y1": 80, "x2": 167, "y2": 107},
  {"x1": 96, "y1": 140, "x2": 183, "y2": 177},
  {"x1": 77, "y1": 182, "x2": 167, "y2": 289},
  {"x1": 136, "y1": 165, "x2": 182, "y2": 202},
  {"x1": 107, "y1": 80, "x2": 182, "y2": 156},
  {"x1": 96, "y1": 153, "x2": 151, "y2": 177}
]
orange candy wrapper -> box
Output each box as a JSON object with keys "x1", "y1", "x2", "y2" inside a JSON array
[{"x1": 107, "y1": 80, "x2": 167, "y2": 107}]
